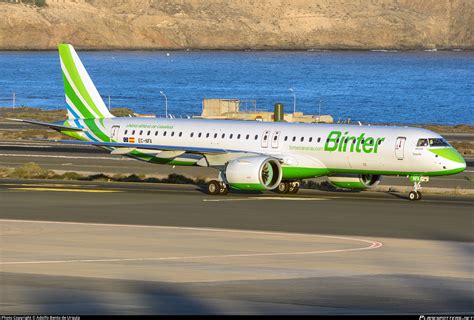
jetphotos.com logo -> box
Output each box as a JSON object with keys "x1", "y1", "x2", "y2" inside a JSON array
[
  {"x1": 324, "y1": 130, "x2": 385, "y2": 154},
  {"x1": 419, "y1": 315, "x2": 474, "y2": 320}
]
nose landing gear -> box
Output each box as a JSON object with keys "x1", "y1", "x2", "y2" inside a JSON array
[{"x1": 408, "y1": 176, "x2": 429, "y2": 201}]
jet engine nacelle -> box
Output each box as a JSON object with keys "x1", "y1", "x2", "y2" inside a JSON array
[
  {"x1": 327, "y1": 174, "x2": 382, "y2": 190},
  {"x1": 225, "y1": 156, "x2": 282, "y2": 191}
]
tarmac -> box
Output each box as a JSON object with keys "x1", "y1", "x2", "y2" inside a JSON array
[
  {"x1": 0, "y1": 121, "x2": 473, "y2": 314},
  {"x1": 0, "y1": 179, "x2": 473, "y2": 314},
  {"x1": 0, "y1": 140, "x2": 473, "y2": 190}
]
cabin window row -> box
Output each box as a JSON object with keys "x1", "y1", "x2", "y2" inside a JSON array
[
  {"x1": 121, "y1": 130, "x2": 382, "y2": 146},
  {"x1": 124, "y1": 129, "x2": 259, "y2": 140}
]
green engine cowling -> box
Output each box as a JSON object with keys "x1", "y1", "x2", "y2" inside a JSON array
[
  {"x1": 327, "y1": 174, "x2": 382, "y2": 190},
  {"x1": 225, "y1": 156, "x2": 282, "y2": 191}
]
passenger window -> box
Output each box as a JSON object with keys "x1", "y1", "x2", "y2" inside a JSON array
[
  {"x1": 264, "y1": 135, "x2": 268, "y2": 141},
  {"x1": 254, "y1": 135, "x2": 258, "y2": 140},
  {"x1": 171, "y1": 132, "x2": 175, "y2": 137},
  {"x1": 163, "y1": 131, "x2": 167, "y2": 136},
  {"x1": 155, "y1": 131, "x2": 159, "y2": 136},
  {"x1": 190, "y1": 132, "x2": 194, "y2": 137},
  {"x1": 132, "y1": 130, "x2": 135, "y2": 135},
  {"x1": 198, "y1": 133, "x2": 202, "y2": 138},
  {"x1": 292, "y1": 137, "x2": 296, "y2": 142},
  {"x1": 206, "y1": 133, "x2": 210, "y2": 138},
  {"x1": 284, "y1": 136, "x2": 288, "y2": 141},
  {"x1": 274, "y1": 135, "x2": 278, "y2": 141},
  {"x1": 301, "y1": 137, "x2": 304, "y2": 142},
  {"x1": 179, "y1": 132, "x2": 182, "y2": 137},
  {"x1": 230, "y1": 134, "x2": 233, "y2": 139},
  {"x1": 139, "y1": 130, "x2": 143, "y2": 135},
  {"x1": 124, "y1": 130, "x2": 128, "y2": 135},
  {"x1": 417, "y1": 139, "x2": 429, "y2": 147},
  {"x1": 222, "y1": 133, "x2": 225, "y2": 138},
  {"x1": 214, "y1": 133, "x2": 218, "y2": 138},
  {"x1": 237, "y1": 134, "x2": 241, "y2": 139},
  {"x1": 246, "y1": 134, "x2": 249, "y2": 139},
  {"x1": 309, "y1": 137, "x2": 313, "y2": 143},
  {"x1": 317, "y1": 137, "x2": 321, "y2": 143}
]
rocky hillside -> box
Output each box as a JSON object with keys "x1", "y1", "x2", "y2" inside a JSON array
[{"x1": 0, "y1": 0, "x2": 472, "y2": 50}]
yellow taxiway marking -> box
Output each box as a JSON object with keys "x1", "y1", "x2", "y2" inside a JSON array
[
  {"x1": 8, "y1": 187, "x2": 122, "y2": 193},
  {"x1": 2, "y1": 183, "x2": 98, "y2": 188},
  {"x1": 203, "y1": 196, "x2": 329, "y2": 202}
]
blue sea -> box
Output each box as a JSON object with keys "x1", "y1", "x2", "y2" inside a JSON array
[{"x1": 0, "y1": 50, "x2": 472, "y2": 125}]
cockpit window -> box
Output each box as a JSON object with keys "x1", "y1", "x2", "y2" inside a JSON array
[
  {"x1": 428, "y1": 138, "x2": 449, "y2": 147},
  {"x1": 417, "y1": 139, "x2": 429, "y2": 147}
]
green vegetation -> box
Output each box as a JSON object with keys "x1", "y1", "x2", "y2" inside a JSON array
[
  {"x1": 0, "y1": 162, "x2": 207, "y2": 185},
  {"x1": 3, "y1": 0, "x2": 46, "y2": 7}
]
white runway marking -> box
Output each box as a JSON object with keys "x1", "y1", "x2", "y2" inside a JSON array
[{"x1": 0, "y1": 219, "x2": 383, "y2": 265}]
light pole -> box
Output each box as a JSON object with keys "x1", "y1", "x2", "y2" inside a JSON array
[
  {"x1": 160, "y1": 91, "x2": 168, "y2": 118},
  {"x1": 289, "y1": 88, "x2": 296, "y2": 114}
]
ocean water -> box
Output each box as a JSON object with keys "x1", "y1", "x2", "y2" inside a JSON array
[{"x1": 0, "y1": 50, "x2": 472, "y2": 125}]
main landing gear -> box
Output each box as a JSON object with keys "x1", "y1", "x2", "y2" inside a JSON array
[
  {"x1": 275, "y1": 181, "x2": 300, "y2": 194},
  {"x1": 207, "y1": 180, "x2": 228, "y2": 195},
  {"x1": 408, "y1": 176, "x2": 428, "y2": 201}
]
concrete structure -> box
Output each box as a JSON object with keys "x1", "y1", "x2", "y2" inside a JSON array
[{"x1": 195, "y1": 99, "x2": 333, "y2": 123}]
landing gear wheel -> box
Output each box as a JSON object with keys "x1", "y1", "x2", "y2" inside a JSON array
[
  {"x1": 207, "y1": 180, "x2": 220, "y2": 195},
  {"x1": 409, "y1": 191, "x2": 421, "y2": 201},
  {"x1": 288, "y1": 182, "x2": 300, "y2": 194},
  {"x1": 276, "y1": 182, "x2": 290, "y2": 193},
  {"x1": 219, "y1": 184, "x2": 229, "y2": 195}
]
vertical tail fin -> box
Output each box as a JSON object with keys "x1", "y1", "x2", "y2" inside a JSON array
[{"x1": 58, "y1": 44, "x2": 113, "y2": 120}]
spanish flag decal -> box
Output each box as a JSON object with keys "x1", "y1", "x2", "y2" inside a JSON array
[{"x1": 129, "y1": 137, "x2": 135, "y2": 143}]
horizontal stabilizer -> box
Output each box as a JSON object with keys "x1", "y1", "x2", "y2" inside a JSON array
[{"x1": 7, "y1": 118, "x2": 84, "y2": 132}]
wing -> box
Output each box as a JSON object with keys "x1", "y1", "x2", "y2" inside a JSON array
[{"x1": 41, "y1": 139, "x2": 246, "y2": 155}]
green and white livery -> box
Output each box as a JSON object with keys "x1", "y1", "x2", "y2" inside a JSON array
[{"x1": 14, "y1": 44, "x2": 467, "y2": 201}]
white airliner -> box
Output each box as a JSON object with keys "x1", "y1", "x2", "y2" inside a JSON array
[{"x1": 13, "y1": 44, "x2": 466, "y2": 200}]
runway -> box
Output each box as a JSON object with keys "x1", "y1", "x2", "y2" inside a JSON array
[
  {"x1": 0, "y1": 180, "x2": 473, "y2": 314},
  {"x1": 0, "y1": 140, "x2": 473, "y2": 189}
]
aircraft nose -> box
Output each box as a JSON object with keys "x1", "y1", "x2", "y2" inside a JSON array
[{"x1": 430, "y1": 147, "x2": 466, "y2": 173}]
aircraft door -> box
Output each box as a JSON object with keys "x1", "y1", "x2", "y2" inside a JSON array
[
  {"x1": 271, "y1": 131, "x2": 281, "y2": 148},
  {"x1": 111, "y1": 125, "x2": 120, "y2": 142},
  {"x1": 395, "y1": 137, "x2": 406, "y2": 160},
  {"x1": 261, "y1": 130, "x2": 270, "y2": 148}
]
